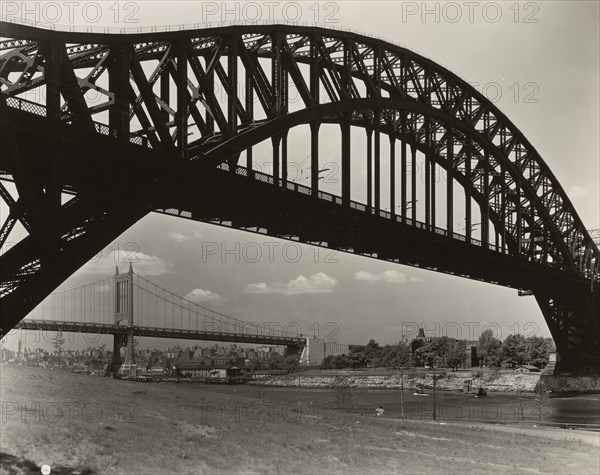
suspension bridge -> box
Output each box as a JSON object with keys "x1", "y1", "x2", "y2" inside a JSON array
[
  {"x1": 0, "y1": 21, "x2": 598, "y2": 375},
  {"x1": 12, "y1": 263, "x2": 306, "y2": 373}
]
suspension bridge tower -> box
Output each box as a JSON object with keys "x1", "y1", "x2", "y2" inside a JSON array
[{"x1": 110, "y1": 262, "x2": 136, "y2": 376}]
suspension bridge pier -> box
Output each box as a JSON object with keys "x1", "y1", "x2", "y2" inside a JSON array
[
  {"x1": 112, "y1": 263, "x2": 136, "y2": 376},
  {"x1": 283, "y1": 343, "x2": 303, "y2": 359}
]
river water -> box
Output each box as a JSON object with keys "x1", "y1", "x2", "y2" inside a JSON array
[{"x1": 198, "y1": 384, "x2": 600, "y2": 428}]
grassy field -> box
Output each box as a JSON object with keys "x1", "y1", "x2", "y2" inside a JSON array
[{"x1": 1, "y1": 364, "x2": 599, "y2": 474}]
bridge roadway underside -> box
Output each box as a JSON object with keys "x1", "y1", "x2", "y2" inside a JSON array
[
  {"x1": 13, "y1": 320, "x2": 306, "y2": 349},
  {"x1": 1, "y1": 107, "x2": 598, "y2": 375}
]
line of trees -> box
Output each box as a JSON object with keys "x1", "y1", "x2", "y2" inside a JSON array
[
  {"x1": 477, "y1": 329, "x2": 553, "y2": 369},
  {"x1": 321, "y1": 339, "x2": 413, "y2": 370},
  {"x1": 320, "y1": 331, "x2": 553, "y2": 370}
]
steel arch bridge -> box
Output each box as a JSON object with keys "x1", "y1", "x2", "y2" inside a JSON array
[{"x1": 0, "y1": 21, "x2": 598, "y2": 374}]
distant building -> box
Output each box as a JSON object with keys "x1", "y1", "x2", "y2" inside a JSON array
[
  {"x1": 300, "y1": 337, "x2": 350, "y2": 366},
  {"x1": 175, "y1": 362, "x2": 241, "y2": 379},
  {"x1": 1, "y1": 348, "x2": 14, "y2": 362},
  {"x1": 514, "y1": 365, "x2": 541, "y2": 373},
  {"x1": 251, "y1": 369, "x2": 286, "y2": 379},
  {"x1": 411, "y1": 328, "x2": 428, "y2": 354}
]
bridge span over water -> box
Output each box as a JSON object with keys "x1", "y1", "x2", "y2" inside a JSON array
[{"x1": 0, "y1": 21, "x2": 598, "y2": 374}]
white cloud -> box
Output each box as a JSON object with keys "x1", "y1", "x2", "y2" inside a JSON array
[
  {"x1": 167, "y1": 232, "x2": 188, "y2": 244},
  {"x1": 245, "y1": 272, "x2": 337, "y2": 295},
  {"x1": 167, "y1": 230, "x2": 204, "y2": 243},
  {"x1": 184, "y1": 288, "x2": 226, "y2": 304},
  {"x1": 354, "y1": 270, "x2": 423, "y2": 284},
  {"x1": 81, "y1": 250, "x2": 174, "y2": 277},
  {"x1": 568, "y1": 186, "x2": 589, "y2": 198},
  {"x1": 355, "y1": 269, "x2": 406, "y2": 284}
]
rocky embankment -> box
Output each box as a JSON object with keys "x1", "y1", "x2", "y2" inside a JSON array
[{"x1": 250, "y1": 371, "x2": 542, "y2": 392}]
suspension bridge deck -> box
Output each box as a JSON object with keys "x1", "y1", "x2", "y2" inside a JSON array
[{"x1": 14, "y1": 319, "x2": 306, "y2": 347}]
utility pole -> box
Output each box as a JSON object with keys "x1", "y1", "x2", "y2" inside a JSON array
[{"x1": 432, "y1": 369, "x2": 437, "y2": 421}]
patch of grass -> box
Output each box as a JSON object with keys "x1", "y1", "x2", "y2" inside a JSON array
[{"x1": 2, "y1": 365, "x2": 599, "y2": 474}]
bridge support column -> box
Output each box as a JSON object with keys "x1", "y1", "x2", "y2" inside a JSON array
[
  {"x1": 535, "y1": 287, "x2": 600, "y2": 376},
  {"x1": 284, "y1": 343, "x2": 303, "y2": 360},
  {"x1": 110, "y1": 333, "x2": 127, "y2": 377},
  {"x1": 341, "y1": 118, "x2": 351, "y2": 206},
  {"x1": 113, "y1": 263, "x2": 136, "y2": 376}
]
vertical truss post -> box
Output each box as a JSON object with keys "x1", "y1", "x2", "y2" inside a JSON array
[
  {"x1": 282, "y1": 130, "x2": 288, "y2": 187},
  {"x1": 228, "y1": 36, "x2": 238, "y2": 132},
  {"x1": 411, "y1": 143, "x2": 417, "y2": 223},
  {"x1": 176, "y1": 40, "x2": 189, "y2": 156},
  {"x1": 431, "y1": 140, "x2": 436, "y2": 229},
  {"x1": 272, "y1": 32, "x2": 282, "y2": 114},
  {"x1": 281, "y1": 64, "x2": 289, "y2": 188},
  {"x1": 400, "y1": 114, "x2": 407, "y2": 222},
  {"x1": 310, "y1": 122, "x2": 320, "y2": 197},
  {"x1": 228, "y1": 35, "x2": 238, "y2": 170},
  {"x1": 341, "y1": 38, "x2": 351, "y2": 206},
  {"x1": 45, "y1": 40, "x2": 61, "y2": 122},
  {"x1": 272, "y1": 32, "x2": 283, "y2": 186},
  {"x1": 160, "y1": 67, "x2": 170, "y2": 123},
  {"x1": 109, "y1": 44, "x2": 131, "y2": 141},
  {"x1": 424, "y1": 116, "x2": 431, "y2": 229},
  {"x1": 272, "y1": 135, "x2": 281, "y2": 186},
  {"x1": 341, "y1": 118, "x2": 351, "y2": 206},
  {"x1": 366, "y1": 128, "x2": 373, "y2": 210},
  {"x1": 516, "y1": 151, "x2": 523, "y2": 257},
  {"x1": 310, "y1": 35, "x2": 320, "y2": 198},
  {"x1": 482, "y1": 149, "x2": 490, "y2": 249},
  {"x1": 373, "y1": 46, "x2": 382, "y2": 213},
  {"x1": 310, "y1": 35, "x2": 320, "y2": 103},
  {"x1": 390, "y1": 135, "x2": 395, "y2": 216},
  {"x1": 446, "y1": 127, "x2": 454, "y2": 234},
  {"x1": 465, "y1": 137, "x2": 472, "y2": 242},
  {"x1": 374, "y1": 111, "x2": 381, "y2": 213},
  {"x1": 245, "y1": 68, "x2": 254, "y2": 178},
  {"x1": 500, "y1": 164, "x2": 507, "y2": 253}
]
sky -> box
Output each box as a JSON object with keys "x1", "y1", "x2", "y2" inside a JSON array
[{"x1": 1, "y1": 1, "x2": 599, "y2": 351}]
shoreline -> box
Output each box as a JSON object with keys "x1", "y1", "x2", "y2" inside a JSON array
[{"x1": 249, "y1": 371, "x2": 600, "y2": 393}]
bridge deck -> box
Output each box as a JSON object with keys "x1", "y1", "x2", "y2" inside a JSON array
[{"x1": 14, "y1": 320, "x2": 306, "y2": 347}]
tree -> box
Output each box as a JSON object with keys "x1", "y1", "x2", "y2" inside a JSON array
[
  {"x1": 347, "y1": 352, "x2": 367, "y2": 370},
  {"x1": 478, "y1": 329, "x2": 502, "y2": 368},
  {"x1": 446, "y1": 340, "x2": 467, "y2": 371},
  {"x1": 355, "y1": 339, "x2": 382, "y2": 367},
  {"x1": 502, "y1": 334, "x2": 527, "y2": 368},
  {"x1": 383, "y1": 341, "x2": 412, "y2": 368},
  {"x1": 525, "y1": 337, "x2": 552, "y2": 368},
  {"x1": 53, "y1": 331, "x2": 65, "y2": 368},
  {"x1": 415, "y1": 340, "x2": 439, "y2": 368}
]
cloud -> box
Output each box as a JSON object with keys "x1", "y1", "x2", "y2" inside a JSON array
[
  {"x1": 167, "y1": 232, "x2": 188, "y2": 244},
  {"x1": 354, "y1": 270, "x2": 423, "y2": 284},
  {"x1": 167, "y1": 230, "x2": 204, "y2": 243},
  {"x1": 184, "y1": 288, "x2": 226, "y2": 304},
  {"x1": 245, "y1": 272, "x2": 337, "y2": 295},
  {"x1": 568, "y1": 186, "x2": 589, "y2": 198},
  {"x1": 81, "y1": 250, "x2": 174, "y2": 277}
]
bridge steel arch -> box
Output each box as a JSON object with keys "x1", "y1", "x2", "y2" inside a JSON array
[{"x1": 0, "y1": 22, "x2": 598, "y2": 374}]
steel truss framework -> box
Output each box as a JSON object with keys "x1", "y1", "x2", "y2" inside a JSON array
[{"x1": 0, "y1": 22, "x2": 598, "y2": 373}]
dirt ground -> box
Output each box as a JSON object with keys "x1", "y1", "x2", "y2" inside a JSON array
[{"x1": 1, "y1": 364, "x2": 599, "y2": 474}]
